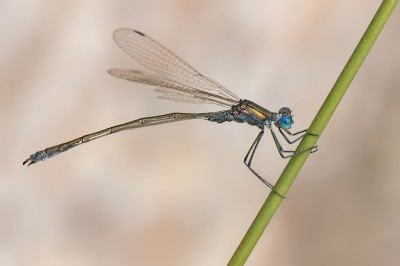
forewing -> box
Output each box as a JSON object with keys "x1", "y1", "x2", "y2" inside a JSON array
[{"x1": 111, "y1": 28, "x2": 241, "y2": 104}]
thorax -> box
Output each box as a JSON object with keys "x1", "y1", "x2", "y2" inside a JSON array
[{"x1": 232, "y1": 100, "x2": 273, "y2": 129}]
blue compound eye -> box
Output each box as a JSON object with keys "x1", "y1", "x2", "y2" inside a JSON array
[{"x1": 279, "y1": 116, "x2": 293, "y2": 129}]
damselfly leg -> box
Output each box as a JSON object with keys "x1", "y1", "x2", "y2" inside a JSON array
[
  {"x1": 278, "y1": 127, "x2": 319, "y2": 144},
  {"x1": 243, "y1": 130, "x2": 288, "y2": 198},
  {"x1": 244, "y1": 128, "x2": 317, "y2": 198},
  {"x1": 270, "y1": 128, "x2": 317, "y2": 159}
]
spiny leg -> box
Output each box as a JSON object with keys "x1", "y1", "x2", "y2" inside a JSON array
[
  {"x1": 278, "y1": 127, "x2": 318, "y2": 145},
  {"x1": 244, "y1": 130, "x2": 286, "y2": 198},
  {"x1": 270, "y1": 128, "x2": 317, "y2": 158},
  {"x1": 244, "y1": 130, "x2": 264, "y2": 167}
]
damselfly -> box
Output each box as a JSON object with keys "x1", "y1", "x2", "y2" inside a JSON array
[{"x1": 24, "y1": 28, "x2": 317, "y2": 197}]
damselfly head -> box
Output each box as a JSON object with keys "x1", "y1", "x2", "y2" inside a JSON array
[{"x1": 278, "y1": 107, "x2": 294, "y2": 129}]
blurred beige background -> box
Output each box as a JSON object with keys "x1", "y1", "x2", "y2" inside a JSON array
[{"x1": 1, "y1": 0, "x2": 400, "y2": 265}]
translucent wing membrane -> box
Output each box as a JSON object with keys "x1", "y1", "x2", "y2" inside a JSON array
[
  {"x1": 108, "y1": 69, "x2": 236, "y2": 107},
  {"x1": 109, "y1": 28, "x2": 241, "y2": 106}
]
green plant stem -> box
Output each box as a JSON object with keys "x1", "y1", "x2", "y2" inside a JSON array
[{"x1": 228, "y1": 1, "x2": 398, "y2": 265}]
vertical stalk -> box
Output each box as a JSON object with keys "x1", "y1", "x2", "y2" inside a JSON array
[{"x1": 228, "y1": 1, "x2": 398, "y2": 265}]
